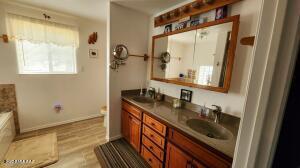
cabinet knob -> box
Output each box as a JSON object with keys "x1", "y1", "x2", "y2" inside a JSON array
[
  {"x1": 148, "y1": 158, "x2": 152, "y2": 163},
  {"x1": 149, "y1": 146, "x2": 153, "y2": 150}
]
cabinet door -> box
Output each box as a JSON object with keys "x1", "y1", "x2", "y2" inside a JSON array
[
  {"x1": 192, "y1": 160, "x2": 206, "y2": 168},
  {"x1": 166, "y1": 143, "x2": 193, "y2": 168},
  {"x1": 129, "y1": 115, "x2": 141, "y2": 152},
  {"x1": 121, "y1": 110, "x2": 130, "y2": 142}
]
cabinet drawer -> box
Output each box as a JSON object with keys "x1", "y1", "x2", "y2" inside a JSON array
[
  {"x1": 143, "y1": 125, "x2": 165, "y2": 149},
  {"x1": 168, "y1": 129, "x2": 232, "y2": 168},
  {"x1": 141, "y1": 146, "x2": 163, "y2": 168},
  {"x1": 142, "y1": 135, "x2": 164, "y2": 161},
  {"x1": 122, "y1": 101, "x2": 142, "y2": 120},
  {"x1": 143, "y1": 114, "x2": 166, "y2": 136}
]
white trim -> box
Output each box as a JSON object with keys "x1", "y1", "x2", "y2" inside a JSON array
[
  {"x1": 232, "y1": 0, "x2": 297, "y2": 167},
  {"x1": 108, "y1": 134, "x2": 122, "y2": 141},
  {"x1": 255, "y1": 5, "x2": 300, "y2": 167},
  {"x1": 21, "y1": 114, "x2": 103, "y2": 133},
  {"x1": 106, "y1": 1, "x2": 111, "y2": 142}
]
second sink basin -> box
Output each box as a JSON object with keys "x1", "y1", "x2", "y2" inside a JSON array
[
  {"x1": 186, "y1": 119, "x2": 233, "y2": 140},
  {"x1": 132, "y1": 96, "x2": 155, "y2": 104}
]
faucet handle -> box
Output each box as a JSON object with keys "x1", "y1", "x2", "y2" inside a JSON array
[{"x1": 212, "y1": 105, "x2": 222, "y2": 112}]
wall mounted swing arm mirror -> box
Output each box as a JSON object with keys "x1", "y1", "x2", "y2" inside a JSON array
[
  {"x1": 110, "y1": 44, "x2": 149, "y2": 70},
  {"x1": 151, "y1": 15, "x2": 240, "y2": 93}
]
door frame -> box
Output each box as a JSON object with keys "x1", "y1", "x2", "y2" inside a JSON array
[{"x1": 232, "y1": 0, "x2": 300, "y2": 167}]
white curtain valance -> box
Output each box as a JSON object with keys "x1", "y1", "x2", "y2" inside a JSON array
[{"x1": 6, "y1": 13, "x2": 79, "y2": 47}]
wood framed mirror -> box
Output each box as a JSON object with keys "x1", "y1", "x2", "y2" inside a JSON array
[{"x1": 151, "y1": 15, "x2": 240, "y2": 93}]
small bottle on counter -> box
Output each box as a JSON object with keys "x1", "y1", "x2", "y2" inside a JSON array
[
  {"x1": 172, "y1": 98, "x2": 182, "y2": 108},
  {"x1": 155, "y1": 88, "x2": 164, "y2": 101},
  {"x1": 200, "y1": 104, "x2": 209, "y2": 118}
]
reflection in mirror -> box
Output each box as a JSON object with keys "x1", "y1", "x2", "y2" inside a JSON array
[
  {"x1": 194, "y1": 22, "x2": 232, "y2": 87},
  {"x1": 152, "y1": 22, "x2": 233, "y2": 88},
  {"x1": 153, "y1": 30, "x2": 197, "y2": 79}
]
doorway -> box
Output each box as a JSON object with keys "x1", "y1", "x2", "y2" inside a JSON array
[{"x1": 272, "y1": 44, "x2": 300, "y2": 168}]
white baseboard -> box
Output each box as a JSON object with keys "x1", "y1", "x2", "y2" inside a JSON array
[
  {"x1": 21, "y1": 114, "x2": 103, "y2": 133},
  {"x1": 108, "y1": 134, "x2": 122, "y2": 141}
]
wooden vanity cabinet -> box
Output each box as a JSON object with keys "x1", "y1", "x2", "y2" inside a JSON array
[
  {"x1": 166, "y1": 143, "x2": 194, "y2": 168},
  {"x1": 166, "y1": 143, "x2": 207, "y2": 168},
  {"x1": 121, "y1": 100, "x2": 232, "y2": 168},
  {"x1": 122, "y1": 101, "x2": 142, "y2": 152},
  {"x1": 121, "y1": 110, "x2": 141, "y2": 152},
  {"x1": 141, "y1": 113, "x2": 167, "y2": 167},
  {"x1": 121, "y1": 110, "x2": 130, "y2": 142},
  {"x1": 168, "y1": 129, "x2": 232, "y2": 168}
]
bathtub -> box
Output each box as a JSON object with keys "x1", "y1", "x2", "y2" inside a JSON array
[{"x1": 0, "y1": 112, "x2": 15, "y2": 160}]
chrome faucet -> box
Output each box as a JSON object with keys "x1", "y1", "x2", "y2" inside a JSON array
[{"x1": 212, "y1": 105, "x2": 222, "y2": 123}]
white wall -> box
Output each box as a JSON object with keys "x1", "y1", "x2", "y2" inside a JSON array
[
  {"x1": 0, "y1": 2, "x2": 107, "y2": 132},
  {"x1": 108, "y1": 3, "x2": 149, "y2": 139},
  {"x1": 147, "y1": 0, "x2": 261, "y2": 117}
]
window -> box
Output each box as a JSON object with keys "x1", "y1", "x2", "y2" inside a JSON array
[
  {"x1": 6, "y1": 13, "x2": 79, "y2": 74},
  {"x1": 16, "y1": 40, "x2": 77, "y2": 74},
  {"x1": 198, "y1": 66, "x2": 213, "y2": 85}
]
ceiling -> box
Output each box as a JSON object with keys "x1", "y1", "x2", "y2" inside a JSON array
[
  {"x1": 112, "y1": 0, "x2": 186, "y2": 15},
  {"x1": 4, "y1": 0, "x2": 186, "y2": 22},
  {"x1": 7, "y1": 0, "x2": 109, "y2": 21}
]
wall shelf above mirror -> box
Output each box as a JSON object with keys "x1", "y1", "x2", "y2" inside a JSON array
[{"x1": 151, "y1": 15, "x2": 240, "y2": 93}]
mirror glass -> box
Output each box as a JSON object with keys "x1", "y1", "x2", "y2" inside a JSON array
[
  {"x1": 152, "y1": 22, "x2": 233, "y2": 88},
  {"x1": 113, "y1": 44, "x2": 129, "y2": 60}
]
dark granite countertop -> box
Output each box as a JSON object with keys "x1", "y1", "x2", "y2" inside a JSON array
[{"x1": 121, "y1": 90, "x2": 240, "y2": 158}]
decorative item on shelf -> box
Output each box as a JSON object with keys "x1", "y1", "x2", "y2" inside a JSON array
[
  {"x1": 110, "y1": 44, "x2": 148, "y2": 70},
  {"x1": 169, "y1": 11, "x2": 175, "y2": 18},
  {"x1": 174, "y1": 9, "x2": 180, "y2": 17},
  {"x1": 154, "y1": 0, "x2": 241, "y2": 27},
  {"x1": 203, "y1": 0, "x2": 214, "y2": 5},
  {"x1": 88, "y1": 32, "x2": 98, "y2": 44},
  {"x1": 89, "y1": 49, "x2": 98, "y2": 58},
  {"x1": 190, "y1": 15, "x2": 200, "y2": 27},
  {"x1": 201, "y1": 17, "x2": 209, "y2": 23},
  {"x1": 215, "y1": 6, "x2": 228, "y2": 20},
  {"x1": 175, "y1": 21, "x2": 188, "y2": 30},
  {"x1": 180, "y1": 89, "x2": 193, "y2": 102},
  {"x1": 166, "y1": 12, "x2": 171, "y2": 19},
  {"x1": 162, "y1": 14, "x2": 168, "y2": 21},
  {"x1": 164, "y1": 24, "x2": 172, "y2": 33},
  {"x1": 180, "y1": 6, "x2": 190, "y2": 14},
  {"x1": 191, "y1": 1, "x2": 203, "y2": 9}
]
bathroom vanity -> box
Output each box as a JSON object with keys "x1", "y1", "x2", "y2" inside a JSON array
[
  {"x1": 121, "y1": 3, "x2": 241, "y2": 168},
  {"x1": 121, "y1": 92, "x2": 239, "y2": 168}
]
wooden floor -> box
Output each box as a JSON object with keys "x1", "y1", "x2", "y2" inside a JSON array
[{"x1": 15, "y1": 117, "x2": 107, "y2": 168}]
